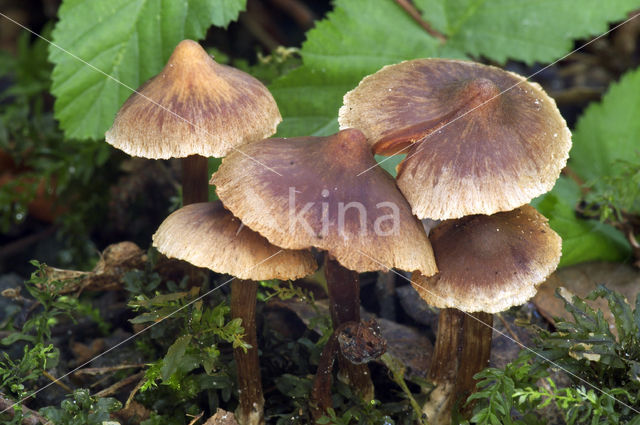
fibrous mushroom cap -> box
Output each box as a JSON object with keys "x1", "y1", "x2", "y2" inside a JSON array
[
  {"x1": 152, "y1": 201, "x2": 317, "y2": 281},
  {"x1": 339, "y1": 59, "x2": 571, "y2": 220},
  {"x1": 410, "y1": 205, "x2": 561, "y2": 313},
  {"x1": 210, "y1": 129, "x2": 437, "y2": 276},
  {"x1": 106, "y1": 39, "x2": 282, "y2": 159}
]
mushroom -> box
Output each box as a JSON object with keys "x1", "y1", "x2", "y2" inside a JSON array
[
  {"x1": 411, "y1": 205, "x2": 561, "y2": 423},
  {"x1": 152, "y1": 201, "x2": 317, "y2": 425},
  {"x1": 106, "y1": 39, "x2": 281, "y2": 205},
  {"x1": 339, "y1": 58, "x2": 571, "y2": 219},
  {"x1": 338, "y1": 58, "x2": 571, "y2": 422},
  {"x1": 210, "y1": 128, "x2": 437, "y2": 406}
]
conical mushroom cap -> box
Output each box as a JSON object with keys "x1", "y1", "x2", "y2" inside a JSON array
[
  {"x1": 210, "y1": 129, "x2": 437, "y2": 275},
  {"x1": 152, "y1": 201, "x2": 317, "y2": 281},
  {"x1": 106, "y1": 40, "x2": 281, "y2": 159},
  {"x1": 339, "y1": 59, "x2": 571, "y2": 220},
  {"x1": 410, "y1": 205, "x2": 561, "y2": 313}
]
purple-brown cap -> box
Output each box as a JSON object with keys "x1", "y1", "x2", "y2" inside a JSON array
[
  {"x1": 152, "y1": 201, "x2": 317, "y2": 281},
  {"x1": 410, "y1": 205, "x2": 561, "y2": 313},
  {"x1": 210, "y1": 129, "x2": 437, "y2": 276},
  {"x1": 339, "y1": 59, "x2": 571, "y2": 220},
  {"x1": 106, "y1": 40, "x2": 281, "y2": 159}
]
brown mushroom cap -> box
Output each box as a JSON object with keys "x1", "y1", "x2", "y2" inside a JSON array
[
  {"x1": 106, "y1": 40, "x2": 281, "y2": 159},
  {"x1": 210, "y1": 129, "x2": 437, "y2": 276},
  {"x1": 339, "y1": 59, "x2": 571, "y2": 220},
  {"x1": 410, "y1": 205, "x2": 561, "y2": 313},
  {"x1": 152, "y1": 201, "x2": 317, "y2": 281}
]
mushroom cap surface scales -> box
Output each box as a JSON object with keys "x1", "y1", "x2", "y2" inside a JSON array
[
  {"x1": 211, "y1": 128, "x2": 437, "y2": 276},
  {"x1": 411, "y1": 205, "x2": 562, "y2": 313},
  {"x1": 106, "y1": 40, "x2": 282, "y2": 159},
  {"x1": 339, "y1": 59, "x2": 571, "y2": 220},
  {"x1": 152, "y1": 201, "x2": 317, "y2": 281}
]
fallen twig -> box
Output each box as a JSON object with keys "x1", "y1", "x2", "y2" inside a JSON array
[
  {"x1": 124, "y1": 373, "x2": 146, "y2": 409},
  {"x1": 496, "y1": 313, "x2": 522, "y2": 345},
  {"x1": 73, "y1": 364, "x2": 146, "y2": 376},
  {"x1": 94, "y1": 371, "x2": 144, "y2": 398},
  {"x1": 0, "y1": 392, "x2": 52, "y2": 425},
  {"x1": 42, "y1": 370, "x2": 72, "y2": 392},
  {"x1": 187, "y1": 411, "x2": 204, "y2": 425}
]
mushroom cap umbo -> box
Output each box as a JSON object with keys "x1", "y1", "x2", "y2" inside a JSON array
[
  {"x1": 410, "y1": 205, "x2": 561, "y2": 314},
  {"x1": 338, "y1": 59, "x2": 571, "y2": 220},
  {"x1": 106, "y1": 40, "x2": 281, "y2": 159},
  {"x1": 210, "y1": 129, "x2": 437, "y2": 276},
  {"x1": 152, "y1": 201, "x2": 317, "y2": 281}
]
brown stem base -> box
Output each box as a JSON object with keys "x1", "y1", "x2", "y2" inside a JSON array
[
  {"x1": 310, "y1": 324, "x2": 342, "y2": 418},
  {"x1": 181, "y1": 155, "x2": 209, "y2": 205},
  {"x1": 322, "y1": 256, "x2": 374, "y2": 401},
  {"x1": 231, "y1": 280, "x2": 264, "y2": 425},
  {"x1": 424, "y1": 309, "x2": 493, "y2": 425},
  {"x1": 311, "y1": 320, "x2": 386, "y2": 420}
]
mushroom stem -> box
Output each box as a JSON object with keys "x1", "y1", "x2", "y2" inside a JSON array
[
  {"x1": 424, "y1": 308, "x2": 492, "y2": 424},
  {"x1": 310, "y1": 321, "x2": 344, "y2": 418},
  {"x1": 311, "y1": 319, "x2": 386, "y2": 419},
  {"x1": 231, "y1": 279, "x2": 264, "y2": 425},
  {"x1": 181, "y1": 154, "x2": 209, "y2": 205},
  {"x1": 325, "y1": 255, "x2": 360, "y2": 324},
  {"x1": 323, "y1": 256, "x2": 374, "y2": 401}
]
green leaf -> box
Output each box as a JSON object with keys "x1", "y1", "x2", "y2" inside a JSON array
[
  {"x1": 415, "y1": 0, "x2": 640, "y2": 64},
  {"x1": 532, "y1": 177, "x2": 630, "y2": 266},
  {"x1": 160, "y1": 334, "x2": 192, "y2": 381},
  {"x1": 376, "y1": 154, "x2": 405, "y2": 178},
  {"x1": 274, "y1": 373, "x2": 313, "y2": 399},
  {"x1": 571, "y1": 66, "x2": 640, "y2": 184},
  {"x1": 269, "y1": 67, "x2": 344, "y2": 137},
  {"x1": 555, "y1": 287, "x2": 613, "y2": 337},
  {"x1": 128, "y1": 311, "x2": 161, "y2": 324},
  {"x1": 50, "y1": 0, "x2": 246, "y2": 140},
  {"x1": 270, "y1": 0, "x2": 443, "y2": 138},
  {"x1": 302, "y1": 0, "x2": 442, "y2": 73},
  {"x1": 588, "y1": 285, "x2": 635, "y2": 342}
]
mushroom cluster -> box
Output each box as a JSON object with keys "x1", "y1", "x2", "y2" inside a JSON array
[
  {"x1": 107, "y1": 39, "x2": 571, "y2": 424},
  {"x1": 339, "y1": 58, "x2": 571, "y2": 424}
]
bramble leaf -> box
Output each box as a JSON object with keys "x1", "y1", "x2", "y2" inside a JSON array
[
  {"x1": 270, "y1": 0, "x2": 443, "y2": 138},
  {"x1": 49, "y1": 0, "x2": 246, "y2": 140},
  {"x1": 571, "y1": 66, "x2": 640, "y2": 185},
  {"x1": 532, "y1": 177, "x2": 630, "y2": 267},
  {"x1": 414, "y1": 0, "x2": 640, "y2": 64}
]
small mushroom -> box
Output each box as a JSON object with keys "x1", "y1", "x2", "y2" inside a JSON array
[
  {"x1": 211, "y1": 128, "x2": 436, "y2": 407},
  {"x1": 412, "y1": 205, "x2": 562, "y2": 313},
  {"x1": 412, "y1": 205, "x2": 561, "y2": 424},
  {"x1": 339, "y1": 58, "x2": 571, "y2": 220},
  {"x1": 106, "y1": 39, "x2": 281, "y2": 205},
  {"x1": 152, "y1": 201, "x2": 317, "y2": 425}
]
